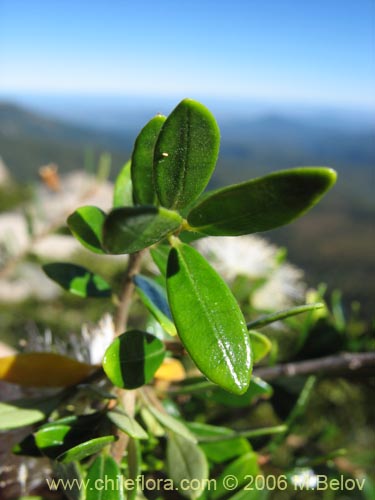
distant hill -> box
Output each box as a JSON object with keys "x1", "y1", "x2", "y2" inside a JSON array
[
  {"x1": 0, "y1": 100, "x2": 373, "y2": 316},
  {"x1": 1, "y1": 101, "x2": 374, "y2": 202},
  {"x1": 0, "y1": 102, "x2": 133, "y2": 179}
]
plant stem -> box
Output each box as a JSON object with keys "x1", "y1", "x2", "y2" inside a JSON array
[
  {"x1": 114, "y1": 251, "x2": 145, "y2": 336},
  {"x1": 111, "y1": 250, "x2": 144, "y2": 463}
]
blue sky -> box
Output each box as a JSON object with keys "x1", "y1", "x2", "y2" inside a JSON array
[{"x1": 0, "y1": 0, "x2": 374, "y2": 108}]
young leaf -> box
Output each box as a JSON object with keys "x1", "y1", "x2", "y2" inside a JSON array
[
  {"x1": 107, "y1": 409, "x2": 148, "y2": 440},
  {"x1": 249, "y1": 330, "x2": 272, "y2": 363},
  {"x1": 67, "y1": 205, "x2": 106, "y2": 253},
  {"x1": 113, "y1": 160, "x2": 134, "y2": 208},
  {"x1": 154, "y1": 98, "x2": 220, "y2": 210},
  {"x1": 0, "y1": 352, "x2": 94, "y2": 387},
  {"x1": 131, "y1": 114, "x2": 166, "y2": 205},
  {"x1": 166, "y1": 242, "x2": 252, "y2": 395},
  {"x1": 43, "y1": 262, "x2": 112, "y2": 298},
  {"x1": 86, "y1": 455, "x2": 124, "y2": 500},
  {"x1": 102, "y1": 206, "x2": 182, "y2": 254},
  {"x1": 246, "y1": 302, "x2": 325, "y2": 329},
  {"x1": 187, "y1": 422, "x2": 252, "y2": 464},
  {"x1": 211, "y1": 452, "x2": 259, "y2": 500},
  {"x1": 57, "y1": 435, "x2": 116, "y2": 464},
  {"x1": 167, "y1": 433, "x2": 209, "y2": 500},
  {"x1": 134, "y1": 274, "x2": 177, "y2": 336},
  {"x1": 148, "y1": 406, "x2": 197, "y2": 443},
  {"x1": 187, "y1": 167, "x2": 337, "y2": 235},
  {"x1": 103, "y1": 330, "x2": 165, "y2": 389}
]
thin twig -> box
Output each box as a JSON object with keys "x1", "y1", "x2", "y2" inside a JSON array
[
  {"x1": 114, "y1": 251, "x2": 145, "y2": 336},
  {"x1": 111, "y1": 250, "x2": 145, "y2": 463},
  {"x1": 253, "y1": 352, "x2": 375, "y2": 381}
]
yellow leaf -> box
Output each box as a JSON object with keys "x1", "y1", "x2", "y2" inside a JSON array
[
  {"x1": 154, "y1": 358, "x2": 185, "y2": 382},
  {"x1": 0, "y1": 352, "x2": 94, "y2": 387}
]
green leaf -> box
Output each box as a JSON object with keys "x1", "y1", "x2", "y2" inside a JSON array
[
  {"x1": 140, "y1": 407, "x2": 165, "y2": 437},
  {"x1": 35, "y1": 424, "x2": 71, "y2": 449},
  {"x1": 166, "y1": 242, "x2": 251, "y2": 395},
  {"x1": 103, "y1": 330, "x2": 165, "y2": 389},
  {"x1": 102, "y1": 206, "x2": 182, "y2": 254},
  {"x1": 148, "y1": 406, "x2": 197, "y2": 443},
  {"x1": 127, "y1": 438, "x2": 142, "y2": 500},
  {"x1": 249, "y1": 331, "x2": 272, "y2": 363},
  {"x1": 150, "y1": 244, "x2": 170, "y2": 276},
  {"x1": 57, "y1": 435, "x2": 116, "y2": 463},
  {"x1": 86, "y1": 455, "x2": 124, "y2": 500},
  {"x1": 154, "y1": 98, "x2": 220, "y2": 210},
  {"x1": 247, "y1": 302, "x2": 325, "y2": 329},
  {"x1": 0, "y1": 401, "x2": 45, "y2": 430},
  {"x1": 0, "y1": 395, "x2": 61, "y2": 430},
  {"x1": 107, "y1": 409, "x2": 148, "y2": 440},
  {"x1": 167, "y1": 433, "x2": 209, "y2": 499},
  {"x1": 187, "y1": 422, "x2": 251, "y2": 464},
  {"x1": 134, "y1": 274, "x2": 177, "y2": 336},
  {"x1": 67, "y1": 205, "x2": 106, "y2": 253},
  {"x1": 211, "y1": 452, "x2": 259, "y2": 500},
  {"x1": 113, "y1": 160, "x2": 134, "y2": 207},
  {"x1": 16, "y1": 412, "x2": 106, "y2": 458},
  {"x1": 187, "y1": 167, "x2": 337, "y2": 235},
  {"x1": 54, "y1": 462, "x2": 86, "y2": 500},
  {"x1": 43, "y1": 262, "x2": 111, "y2": 298},
  {"x1": 131, "y1": 114, "x2": 166, "y2": 205}
]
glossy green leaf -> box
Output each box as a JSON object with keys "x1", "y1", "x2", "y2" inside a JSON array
[
  {"x1": 15, "y1": 412, "x2": 106, "y2": 458},
  {"x1": 103, "y1": 330, "x2": 165, "y2": 389},
  {"x1": 187, "y1": 167, "x2": 337, "y2": 235},
  {"x1": 187, "y1": 422, "x2": 251, "y2": 464},
  {"x1": 131, "y1": 114, "x2": 166, "y2": 205},
  {"x1": 43, "y1": 262, "x2": 111, "y2": 298},
  {"x1": 247, "y1": 302, "x2": 325, "y2": 329},
  {"x1": 113, "y1": 160, "x2": 134, "y2": 207},
  {"x1": 249, "y1": 330, "x2": 272, "y2": 363},
  {"x1": 134, "y1": 274, "x2": 176, "y2": 336},
  {"x1": 167, "y1": 433, "x2": 208, "y2": 499},
  {"x1": 148, "y1": 406, "x2": 197, "y2": 443},
  {"x1": 166, "y1": 242, "x2": 251, "y2": 395},
  {"x1": 86, "y1": 455, "x2": 124, "y2": 500},
  {"x1": 211, "y1": 452, "x2": 259, "y2": 500},
  {"x1": 35, "y1": 424, "x2": 71, "y2": 449},
  {"x1": 154, "y1": 98, "x2": 220, "y2": 210},
  {"x1": 102, "y1": 206, "x2": 182, "y2": 254},
  {"x1": 57, "y1": 435, "x2": 116, "y2": 463},
  {"x1": 67, "y1": 205, "x2": 106, "y2": 253},
  {"x1": 107, "y1": 409, "x2": 148, "y2": 440}
]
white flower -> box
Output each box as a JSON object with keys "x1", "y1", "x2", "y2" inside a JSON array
[{"x1": 195, "y1": 235, "x2": 306, "y2": 310}]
